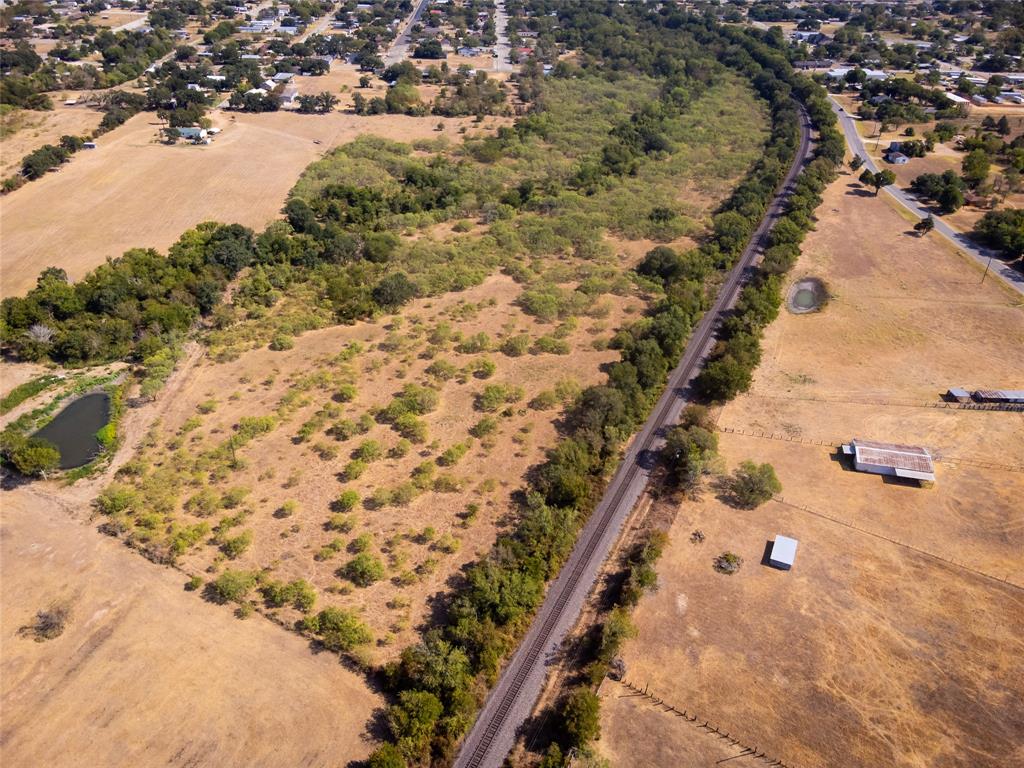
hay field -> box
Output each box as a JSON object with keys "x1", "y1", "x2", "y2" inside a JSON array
[
  {"x1": 600, "y1": 171, "x2": 1024, "y2": 768},
  {"x1": 0, "y1": 487, "x2": 380, "y2": 768},
  {"x1": 0, "y1": 107, "x2": 488, "y2": 298}
]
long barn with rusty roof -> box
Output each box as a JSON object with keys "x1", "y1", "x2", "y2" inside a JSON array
[{"x1": 840, "y1": 439, "x2": 935, "y2": 483}]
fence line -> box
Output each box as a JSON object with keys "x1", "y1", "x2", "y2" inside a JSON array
[
  {"x1": 717, "y1": 426, "x2": 1024, "y2": 473},
  {"x1": 615, "y1": 679, "x2": 795, "y2": 768},
  {"x1": 773, "y1": 496, "x2": 1023, "y2": 592},
  {"x1": 741, "y1": 394, "x2": 1024, "y2": 413}
]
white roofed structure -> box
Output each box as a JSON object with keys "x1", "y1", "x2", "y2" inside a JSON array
[
  {"x1": 841, "y1": 439, "x2": 935, "y2": 483},
  {"x1": 768, "y1": 536, "x2": 799, "y2": 570}
]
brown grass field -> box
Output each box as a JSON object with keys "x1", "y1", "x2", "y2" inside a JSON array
[
  {"x1": 0, "y1": 105, "x2": 496, "y2": 298},
  {"x1": 113, "y1": 270, "x2": 648, "y2": 662},
  {"x1": 599, "y1": 171, "x2": 1024, "y2": 768},
  {"x1": 0, "y1": 102, "x2": 105, "y2": 178},
  {"x1": 0, "y1": 487, "x2": 381, "y2": 768}
]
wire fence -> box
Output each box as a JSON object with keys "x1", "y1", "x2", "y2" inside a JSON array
[
  {"x1": 615, "y1": 679, "x2": 795, "y2": 768},
  {"x1": 740, "y1": 393, "x2": 1024, "y2": 413},
  {"x1": 717, "y1": 426, "x2": 1024, "y2": 473},
  {"x1": 773, "y1": 496, "x2": 1023, "y2": 591}
]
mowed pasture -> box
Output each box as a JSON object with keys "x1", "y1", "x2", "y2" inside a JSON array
[
  {"x1": 600, "y1": 172, "x2": 1024, "y2": 768},
  {"x1": 0, "y1": 106, "x2": 489, "y2": 298},
  {"x1": 0, "y1": 488, "x2": 380, "y2": 768}
]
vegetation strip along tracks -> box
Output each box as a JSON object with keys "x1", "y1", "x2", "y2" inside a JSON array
[{"x1": 454, "y1": 104, "x2": 813, "y2": 768}]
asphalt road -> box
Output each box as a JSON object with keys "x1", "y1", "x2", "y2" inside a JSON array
[
  {"x1": 384, "y1": 0, "x2": 432, "y2": 66},
  {"x1": 829, "y1": 97, "x2": 1023, "y2": 296},
  {"x1": 452, "y1": 104, "x2": 815, "y2": 768}
]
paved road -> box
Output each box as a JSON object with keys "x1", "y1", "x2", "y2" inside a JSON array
[
  {"x1": 491, "y1": 0, "x2": 514, "y2": 74},
  {"x1": 829, "y1": 97, "x2": 1023, "y2": 295},
  {"x1": 452, "y1": 105, "x2": 814, "y2": 768},
  {"x1": 384, "y1": 0, "x2": 432, "y2": 66}
]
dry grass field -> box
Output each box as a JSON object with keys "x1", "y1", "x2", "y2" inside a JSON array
[
  {"x1": 0, "y1": 487, "x2": 381, "y2": 768},
  {"x1": 0, "y1": 107, "x2": 492, "y2": 298},
  {"x1": 600, "y1": 172, "x2": 1024, "y2": 768},
  {"x1": 0, "y1": 102, "x2": 105, "y2": 178},
  {"x1": 108, "y1": 270, "x2": 648, "y2": 663}
]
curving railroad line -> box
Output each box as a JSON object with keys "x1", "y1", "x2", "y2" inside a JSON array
[{"x1": 453, "y1": 103, "x2": 814, "y2": 768}]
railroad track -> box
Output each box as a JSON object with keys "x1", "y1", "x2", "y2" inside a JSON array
[{"x1": 454, "y1": 103, "x2": 814, "y2": 768}]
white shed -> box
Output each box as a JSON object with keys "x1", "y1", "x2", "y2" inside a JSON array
[{"x1": 768, "y1": 536, "x2": 798, "y2": 570}]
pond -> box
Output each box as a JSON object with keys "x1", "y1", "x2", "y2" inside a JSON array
[
  {"x1": 787, "y1": 277, "x2": 828, "y2": 314},
  {"x1": 793, "y1": 288, "x2": 817, "y2": 309},
  {"x1": 32, "y1": 392, "x2": 111, "y2": 469}
]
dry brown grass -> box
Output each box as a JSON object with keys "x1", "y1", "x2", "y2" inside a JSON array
[
  {"x1": 0, "y1": 487, "x2": 381, "y2": 767},
  {"x1": 127, "y1": 271, "x2": 646, "y2": 663},
  {"x1": 600, "y1": 172, "x2": 1024, "y2": 768},
  {"x1": 0, "y1": 103, "x2": 104, "y2": 177},
  {"x1": 0, "y1": 106, "x2": 495, "y2": 298}
]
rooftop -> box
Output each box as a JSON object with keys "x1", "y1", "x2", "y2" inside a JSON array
[{"x1": 850, "y1": 439, "x2": 934, "y2": 477}]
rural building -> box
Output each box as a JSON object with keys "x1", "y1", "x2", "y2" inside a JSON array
[
  {"x1": 973, "y1": 389, "x2": 1024, "y2": 404},
  {"x1": 841, "y1": 439, "x2": 935, "y2": 483},
  {"x1": 946, "y1": 387, "x2": 972, "y2": 403},
  {"x1": 768, "y1": 536, "x2": 799, "y2": 570},
  {"x1": 886, "y1": 152, "x2": 909, "y2": 164},
  {"x1": 177, "y1": 127, "x2": 207, "y2": 141}
]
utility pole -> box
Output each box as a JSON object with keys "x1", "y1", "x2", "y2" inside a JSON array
[{"x1": 981, "y1": 254, "x2": 993, "y2": 284}]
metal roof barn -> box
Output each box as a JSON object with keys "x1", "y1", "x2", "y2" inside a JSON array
[
  {"x1": 841, "y1": 439, "x2": 935, "y2": 482},
  {"x1": 769, "y1": 536, "x2": 799, "y2": 570}
]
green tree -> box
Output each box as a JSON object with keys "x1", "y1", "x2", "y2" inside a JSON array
[
  {"x1": 309, "y1": 606, "x2": 372, "y2": 651},
  {"x1": 849, "y1": 155, "x2": 864, "y2": 171},
  {"x1": 961, "y1": 149, "x2": 991, "y2": 188},
  {"x1": 343, "y1": 552, "x2": 385, "y2": 586},
  {"x1": 7, "y1": 437, "x2": 60, "y2": 477},
  {"x1": 387, "y1": 690, "x2": 443, "y2": 762},
  {"x1": 562, "y1": 688, "x2": 601, "y2": 747},
  {"x1": 914, "y1": 215, "x2": 935, "y2": 237},
  {"x1": 727, "y1": 461, "x2": 782, "y2": 509}
]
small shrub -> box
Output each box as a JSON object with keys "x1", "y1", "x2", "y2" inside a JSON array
[
  {"x1": 353, "y1": 439, "x2": 383, "y2": 462},
  {"x1": 529, "y1": 390, "x2": 558, "y2": 410},
  {"x1": 348, "y1": 533, "x2": 373, "y2": 553},
  {"x1": 209, "y1": 569, "x2": 256, "y2": 603},
  {"x1": 469, "y1": 416, "x2": 498, "y2": 438},
  {"x1": 343, "y1": 459, "x2": 367, "y2": 481},
  {"x1": 221, "y1": 530, "x2": 253, "y2": 559},
  {"x1": 713, "y1": 551, "x2": 743, "y2": 575},
  {"x1": 334, "y1": 490, "x2": 360, "y2": 512},
  {"x1": 326, "y1": 513, "x2": 355, "y2": 532},
  {"x1": 389, "y1": 438, "x2": 411, "y2": 458},
  {"x1": 500, "y1": 334, "x2": 531, "y2": 357},
  {"x1": 269, "y1": 334, "x2": 294, "y2": 351},
  {"x1": 342, "y1": 552, "x2": 386, "y2": 586}
]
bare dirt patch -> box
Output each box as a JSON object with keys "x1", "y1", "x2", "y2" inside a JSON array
[
  {"x1": 600, "y1": 171, "x2": 1024, "y2": 768},
  {"x1": 0, "y1": 487, "x2": 381, "y2": 768},
  {"x1": 0, "y1": 108, "x2": 493, "y2": 298}
]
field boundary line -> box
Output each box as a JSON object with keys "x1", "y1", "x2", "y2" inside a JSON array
[
  {"x1": 773, "y1": 496, "x2": 1023, "y2": 592},
  {"x1": 739, "y1": 394, "x2": 1024, "y2": 413},
  {"x1": 613, "y1": 679, "x2": 796, "y2": 768}
]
